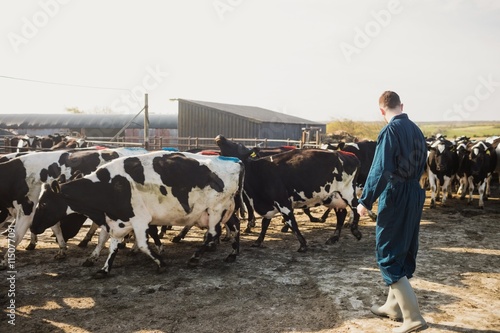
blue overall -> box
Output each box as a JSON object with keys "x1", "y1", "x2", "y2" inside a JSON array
[{"x1": 359, "y1": 113, "x2": 427, "y2": 286}]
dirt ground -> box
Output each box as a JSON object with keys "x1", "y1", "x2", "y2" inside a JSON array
[{"x1": 1, "y1": 185, "x2": 499, "y2": 333}]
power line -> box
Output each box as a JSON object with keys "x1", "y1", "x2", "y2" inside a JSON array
[{"x1": 0, "y1": 74, "x2": 130, "y2": 91}]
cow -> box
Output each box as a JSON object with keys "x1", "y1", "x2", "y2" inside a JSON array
[
  {"x1": 15, "y1": 134, "x2": 41, "y2": 152},
  {"x1": 30, "y1": 151, "x2": 244, "y2": 276},
  {"x1": 427, "y1": 137, "x2": 458, "y2": 208},
  {"x1": 215, "y1": 134, "x2": 361, "y2": 252},
  {"x1": 466, "y1": 140, "x2": 497, "y2": 208},
  {"x1": 39, "y1": 133, "x2": 63, "y2": 149},
  {"x1": 0, "y1": 147, "x2": 149, "y2": 268},
  {"x1": 310, "y1": 140, "x2": 378, "y2": 222},
  {"x1": 51, "y1": 135, "x2": 87, "y2": 150}
]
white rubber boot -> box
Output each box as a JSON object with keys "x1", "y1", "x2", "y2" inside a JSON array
[
  {"x1": 390, "y1": 276, "x2": 428, "y2": 333},
  {"x1": 370, "y1": 287, "x2": 402, "y2": 321}
]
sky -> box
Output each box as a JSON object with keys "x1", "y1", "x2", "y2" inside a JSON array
[{"x1": 1, "y1": 0, "x2": 500, "y2": 123}]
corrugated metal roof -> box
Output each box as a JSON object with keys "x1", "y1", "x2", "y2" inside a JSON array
[
  {"x1": 180, "y1": 99, "x2": 324, "y2": 125},
  {"x1": 0, "y1": 114, "x2": 178, "y2": 129}
]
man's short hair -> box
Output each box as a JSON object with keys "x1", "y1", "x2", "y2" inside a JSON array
[{"x1": 379, "y1": 91, "x2": 401, "y2": 109}]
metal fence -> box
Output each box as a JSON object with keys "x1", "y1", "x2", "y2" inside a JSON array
[{"x1": 1, "y1": 136, "x2": 321, "y2": 154}]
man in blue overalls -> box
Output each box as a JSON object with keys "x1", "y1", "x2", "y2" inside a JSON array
[{"x1": 357, "y1": 91, "x2": 428, "y2": 333}]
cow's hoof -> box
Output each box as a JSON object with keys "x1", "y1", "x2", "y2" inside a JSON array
[
  {"x1": 77, "y1": 241, "x2": 89, "y2": 248},
  {"x1": 93, "y1": 270, "x2": 108, "y2": 279},
  {"x1": 351, "y1": 229, "x2": 362, "y2": 241},
  {"x1": 207, "y1": 243, "x2": 217, "y2": 252},
  {"x1": 309, "y1": 217, "x2": 325, "y2": 223},
  {"x1": 172, "y1": 236, "x2": 182, "y2": 243},
  {"x1": 297, "y1": 245, "x2": 307, "y2": 253},
  {"x1": 224, "y1": 254, "x2": 237, "y2": 263},
  {"x1": 54, "y1": 253, "x2": 66, "y2": 261},
  {"x1": 243, "y1": 227, "x2": 252, "y2": 234},
  {"x1": 281, "y1": 226, "x2": 290, "y2": 233},
  {"x1": 251, "y1": 241, "x2": 263, "y2": 248},
  {"x1": 157, "y1": 265, "x2": 167, "y2": 274},
  {"x1": 82, "y1": 259, "x2": 95, "y2": 267},
  {"x1": 187, "y1": 257, "x2": 200, "y2": 267},
  {"x1": 325, "y1": 236, "x2": 339, "y2": 245},
  {"x1": 117, "y1": 243, "x2": 126, "y2": 249},
  {"x1": 26, "y1": 243, "x2": 36, "y2": 251},
  {"x1": 479, "y1": 206, "x2": 484, "y2": 210}
]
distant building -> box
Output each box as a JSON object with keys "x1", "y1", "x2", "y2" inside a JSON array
[
  {"x1": 176, "y1": 99, "x2": 325, "y2": 142},
  {"x1": 0, "y1": 113, "x2": 178, "y2": 138}
]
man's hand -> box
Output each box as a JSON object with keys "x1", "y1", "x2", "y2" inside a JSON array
[{"x1": 357, "y1": 204, "x2": 368, "y2": 216}]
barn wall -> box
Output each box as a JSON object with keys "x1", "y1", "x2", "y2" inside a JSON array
[{"x1": 179, "y1": 102, "x2": 260, "y2": 139}]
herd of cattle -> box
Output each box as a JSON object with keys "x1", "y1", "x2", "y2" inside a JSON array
[{"x1": 0, "y1": 133, "x2": 499, "y2": 277}]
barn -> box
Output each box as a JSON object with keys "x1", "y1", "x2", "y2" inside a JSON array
[{"x1": 177, "y1": 99, "x2": 325, "y2": 143}]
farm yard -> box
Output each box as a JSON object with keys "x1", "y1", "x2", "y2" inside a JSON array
[{"x1": 1, "y1": 184, "x2": 499, "y2": 333}]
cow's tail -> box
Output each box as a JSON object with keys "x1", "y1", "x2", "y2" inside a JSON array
[{"x1": 236, "y1": 163, "x2": 246, "y2": 218}]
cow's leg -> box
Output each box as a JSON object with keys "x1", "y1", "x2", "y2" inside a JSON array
[
  {"x1": 50, "y1": 223, "x2": 68, "y2": 260},
  {"x1": 441, "y1": 176, "x2": 451, "y2": 206},
  {"x1": 467, "y1": 176, "x2": 475, "y2": 205},
  {"x1": 428, "y1": 173, "x2": 437, "y2": 208},
  {"x1": 243, "y1": 197, "x2": 256, "y2": 233},
  {"x1": 83, "y1": 227, "x2": 109, "y2": 267},
  {"x1": 485, "y1": 174, "x2": 492, "y2": 201},
  {"x1": 477, "y1": 181, "x2": 486, "y2": 209},
  {"x1": 253, "y1": 217, "x2": 271, "y2": 248},
  {"x1": 95, "y1": 237, "x2": 121, "y2": 278},
  {"x1": 223, "y1": 214, "x2": 240, "y2": 263},
  {"x1": 326, "y1": 208, "x2": 347, "y2": 244},
  {"x1": 189, "y1": 222, "x2": 222, "y2": 266},
  {"x1": 147, "y1": 225, "x2": 163, "y2": 254},
  {"x1": 303, "y1": 207, "x2": 326, "y2": 223},
  {"x1": 78, "y1": 222, "x2": 99, "y2": 248},
  {"x1": 172, "y1": 225, "x2": 192, "y2": 243},
  {"x1": 279, "y1": 205, "x2": 307, "y2": 253},
  {"x1": 26, "y1": 232, "x2": 38, "y2": 251},
  {"x1": 158, "y1": 225, "x2": 172, "y2": 239},
  {"x1": 458, "y1": 176, "x2": 468, "y2": 199},
  {"x1": 127, "y1": 223, "x2": 167, "y2": 272},
  {"x1": 349, "y1": 206, "x2": 362, "y2": 240}
]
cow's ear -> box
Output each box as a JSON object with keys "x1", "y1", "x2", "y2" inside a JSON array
[
  {"x1": 50, "y1": 180, "x2": 61, "y2": 193},
  {"x1": 338, "y1": 142, "x2": 346, "y2": 150},
  {"x1": 249, "y1": 148, "x2": 259, "y2": 159}
]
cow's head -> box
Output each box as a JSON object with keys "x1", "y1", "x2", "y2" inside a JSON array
[
  {"x1": 215, "y1": 135, "x2": 258, "y2": 160},
  {"x1": 469, "y1": 141, "x2": 492, "y2": 176},
  {"x1": 429, "y1": 138, "x2": 454, "y2": 172},
  {"x1": 30, "y1": 180, "x2": 69, "y2": 235}
]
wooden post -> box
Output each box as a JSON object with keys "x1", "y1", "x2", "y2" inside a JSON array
[{"x1": 144, "y1": 93, "x2": 149, "y2": 150}]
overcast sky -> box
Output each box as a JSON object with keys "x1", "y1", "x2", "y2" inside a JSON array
[{"x1": 1, "y1": 0, "x2": 499, "y2": 123}]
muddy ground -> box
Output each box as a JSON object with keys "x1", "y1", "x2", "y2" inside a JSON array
[{"x1": 1, "y1": 186, "x2": 499, "y2": 333}]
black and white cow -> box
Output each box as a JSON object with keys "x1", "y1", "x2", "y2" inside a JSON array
[
  {"x1": 312, "y1": 140, "x2": 378, "y2": 222},
  {"x1": 0, "y1": 147, "x2": 149, "y2": 267},
  {"x1": 215, "y1": 135, "x2": 361, "y2": 252},
  {"x1": 30, "y1": 152, "x2": 244, "y2": 276},
  {"x1": 427, "y1": 137, "x2": 458, "y2": 208},
  {"x1": 466, "y1": 140, "x2": 497, "y2": 208}
]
